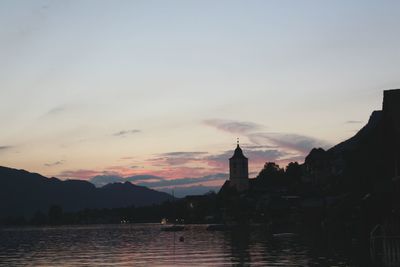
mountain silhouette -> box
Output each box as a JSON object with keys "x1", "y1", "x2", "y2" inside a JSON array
[
  {"x1": 0, "y1": 166, "x2": 173, "y2": 219},
  {"x1": 303, "y1": 89, "x2": 400, "y2": 196},
  {"x1": 90, "y1": 174, "x2": 164, "y2": 188},
  {"x1": 90, "y1": 173, "x2": 227, "y2": 197}
]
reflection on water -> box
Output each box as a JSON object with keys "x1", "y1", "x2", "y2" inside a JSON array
[{"x1": 0, "y1": 224, "x2": 361, "y2": 266}]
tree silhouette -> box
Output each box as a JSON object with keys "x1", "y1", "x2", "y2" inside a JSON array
[
  {"x1": 48, "y1": 205, "x2": 63, "y2": 225},
  {"x1": 256, "y1": 162, "x2": 284, "y2": 186}
]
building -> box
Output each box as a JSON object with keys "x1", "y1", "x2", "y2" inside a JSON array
[
  {"x1": 383, "y1": 89, "x2": 400, "y2": 179},
  {"x1": 229, "y1": 141, "x2": 249, "y2": 191}
]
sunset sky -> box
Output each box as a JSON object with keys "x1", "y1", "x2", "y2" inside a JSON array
[{"x1": 1, "y1": 1, "x2": 399, "y2": 196}]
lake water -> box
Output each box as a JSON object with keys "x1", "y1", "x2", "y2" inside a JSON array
[{"x1": 0, "y1": 224, "x2": 366, "y2": 266}]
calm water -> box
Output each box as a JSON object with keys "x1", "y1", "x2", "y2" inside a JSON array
[{"x1": 0, "y1": 224, "x2": 364, "y2": 266}]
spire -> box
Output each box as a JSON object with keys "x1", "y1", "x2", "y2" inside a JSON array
[{"x1": 230, "y1": 138, "x2": 247, "y2": 159}]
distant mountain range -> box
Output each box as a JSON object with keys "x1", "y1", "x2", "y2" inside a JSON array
[
  {"x1": 90, "y1": 174, "x2": 164, "y2": 188},
  {"x1": 89, "y1": 173, "x2": 226, "y2": 197},
  {"x1": 0, "y1": 166, "x2": 173, "y2": 219}
]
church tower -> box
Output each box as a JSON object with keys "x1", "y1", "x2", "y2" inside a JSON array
[{"x1": 229, "y1": 139, "x2": 249, "y2": 191}]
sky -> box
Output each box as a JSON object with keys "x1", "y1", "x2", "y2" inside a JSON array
[{"x1": 1, "y1": 0, "x2": 399, "y2": 196}]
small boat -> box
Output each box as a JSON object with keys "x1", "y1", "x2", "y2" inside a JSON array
[{"x1": 161, "y1": 225, "x2": 185, "y2": 232}]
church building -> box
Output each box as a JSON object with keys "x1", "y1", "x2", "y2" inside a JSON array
[{"x1": 229, "y1": 140, "x2": 249, "y2": 191}]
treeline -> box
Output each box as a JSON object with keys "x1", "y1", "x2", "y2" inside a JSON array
[
  {"x1": 0, "y1": 192, "x2": 221, "y2": 226},
  {"x1": 254, "y1": 162, "x2": 302, "y2": 188}
]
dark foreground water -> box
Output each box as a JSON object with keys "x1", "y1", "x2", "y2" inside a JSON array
[{"x1": 0, "y1": 224, "x2": 367, "y2": 266}]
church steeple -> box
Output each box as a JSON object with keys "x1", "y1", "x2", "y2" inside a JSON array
[
  {"x1": 230, "y1": 142, "x2": 247, "y2": 160},
  {"x1": 229, "y1": 139, "x2": 249, "y2": 191}
]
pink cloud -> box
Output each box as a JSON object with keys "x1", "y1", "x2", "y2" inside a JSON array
[{"x1": 58, "y1": 144, "x2": 305, "y2": 182}]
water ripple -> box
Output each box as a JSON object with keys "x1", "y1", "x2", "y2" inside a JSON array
[{"x1": 0, "y1": 224, "x2": 356, "y2": 266}]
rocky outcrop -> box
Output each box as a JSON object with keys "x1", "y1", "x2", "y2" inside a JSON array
[{"x1": 303, "y1": 89, "x2": 400, "y2": 194}]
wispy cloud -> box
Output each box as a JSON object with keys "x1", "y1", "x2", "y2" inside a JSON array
[
  {"x1": 46, "y1": 105, "x2": 67, "y2": 115},
  {"x1": 148, "y1": 151, "x2": 207, "y2": 166},
  {"x1": 150, "y1": 166, "x2": 210, "y2": 179},
  {"x1": 130, "y1": 165, "x2": 143, "y2": 169},
  {"x1": 0, "y1": 145, "x2": 14, "y2": 155},
  {"x1": 40, "y1": 104, "x2": 74, "y2": 119},
  {"x1": 160, "y1": 152, "x2": 207, "y2": 157},
  {"x1": 44, "y1": 160, "x2": 65, "y2": 167},
  {"x1": 120, "y1": 156, "x2": 134, "y2": 160},
  {"x1": 248, "y1": 132, "x2": 330, "y2": 154},
  {"x1": 144, "y1": 145, "x2": 288, "y2": 177},
  {"x1": 248, "y1": 133, "x2": 330, "y2": 155},
  {"x1": 204, "y1": 118, "x2": 330, "y2": 162},
  {"x1": 242, "y1": 144, "x2": 279, "y2": 149},
  {"x1": 112, "y1": 129, "x2": 141, "y2": 137},
  {"x1": 204, "y1": 119, "x2": 262, "y2": 134},
  {"x1": 0, "y1": 145, "x2": 13, "y2": 151},
  {"x1": 58, "y1": 121, "x2": 326, "y2": 191}
]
